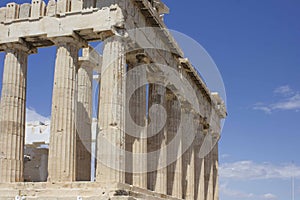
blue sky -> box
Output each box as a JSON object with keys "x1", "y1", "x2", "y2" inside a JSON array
[
  {"x1": 1, "y1": 0, "x2": 300, "y2": 199},
  {"x1": 162, "y1": 0, "x2": 300, "y2": 199}
]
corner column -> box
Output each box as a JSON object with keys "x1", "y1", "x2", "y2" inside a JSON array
[
  {"x1": 48, "y1": 37, "x2": 81, "y2": 182},
  {"x1": 0, "y1": 43, "x2": 34, "y2": 182},
  {"x1": 204, "y1": 131, "x2": 214, "y2": 200},
  {"x1": 213, "y1": 142, "x2": 219, "y2": 200},
  {"x1": 96, "y1": 36, "x2": 126, "y2": 183}
]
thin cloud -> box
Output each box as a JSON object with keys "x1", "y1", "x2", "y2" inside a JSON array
[
  {"x1": 220, "y1": 160, "x2": 300, "y2": 180},
  {"x1": 271, "y1": 94, "x2": 300, "y2": 111},
  {"x1": 253, "y1": 105, "x2": 272, "y2": 114},
  {"x1": 254, "y1": 85, "x2": 300, "y2": 113},
  {"x1": 220, "y1": 183, "x2": 277, "y2": 199},
  {"x1": 261, "y1": 193, "x2": 277, "y2": 199},
  {"x1": 220, "y1": 183, "x2": 254, "y2": 198},
  {"x1": 274, "y1": 85, "x2": 294, "y2": 96}
]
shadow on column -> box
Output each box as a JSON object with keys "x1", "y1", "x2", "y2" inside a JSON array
[
  {"x1": 194, "y1": 123, "x2": 205, "y2": 200},
  {"x1": 166, "y1": 93, "x2": 181, "y2": 196},
  {"x1": 76, "y1": 102, "x2": 92, "y2": 181},
  {"x1": 147, "y1": 84, "x2": 166, "y2": 191}
]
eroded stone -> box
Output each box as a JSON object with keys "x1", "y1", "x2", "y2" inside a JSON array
[{"x1": 19, "y1": 3, "x2": 31, "y2": 19}]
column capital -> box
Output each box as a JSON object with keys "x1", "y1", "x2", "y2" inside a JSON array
[
  {"x1": 126, "y1": 51, "x2": 151, "y2": 66},
  {"x1": 3, "y1": 38, "x2": 37, "y2": 54}
]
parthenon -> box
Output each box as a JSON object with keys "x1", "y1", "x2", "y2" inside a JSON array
[{"x1": 0, "y1": 0, "x2": 226, "y2": 199}]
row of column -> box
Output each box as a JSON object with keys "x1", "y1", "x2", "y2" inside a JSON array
[
  {"x1": 93, "y1": 37, "x2": 220, "y2": 200},
  {"x1": 0, "y1": 38, "x2": 93, "y2": 182},
  {"x1": 0, "y1": 36, "x2": 219, "y2": 200}
]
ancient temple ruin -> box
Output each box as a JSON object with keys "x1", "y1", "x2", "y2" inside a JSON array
[{"x1": 0, "y1": 0, "x2": 226, "y2": 199}]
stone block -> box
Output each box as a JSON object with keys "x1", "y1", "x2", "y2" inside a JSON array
[
  {"x1": 6, "y1": 3, "x2": 19, "y2": 21},
  {"x1": 41, "y1": 1, "x2": 46, "y2": 16},
  {"x1": 46, "y1": 0, "x2": 57, "y2": 16},
  {"x1": 57, "y1": 0, "x2": 71, "y2": 13},
  {"x1": 71, "y1": 0, "x2": 83, "y2": 12},
  {"x1": 19, "y1": 3, "x2": 31, "y2": 19},
  {"x1": 24, "y1": 145, "x2": 48, "y2": 182},
  {"x1": 0, "y1": 7, "x2": 6, "y2": 23},
  {"x1": 31, "y1": 0, "x2": 46, "y2": 18}
]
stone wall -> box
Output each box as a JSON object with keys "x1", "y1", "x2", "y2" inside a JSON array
[{"x1": 24, "y1": 143, "x2": 48, "y2": 182}]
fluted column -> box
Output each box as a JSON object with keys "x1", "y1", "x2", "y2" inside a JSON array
[
  {"x1": 166, "y1": 91, "x2": 182, "y2": 198},
  {"x1": 147, "y1": 84, "x2": 167, "y2": 194},
  {"x1": 0, "y1": 44, "x2": 32, "y2": 183},
  {"x1": 48, "y1": 38, "x2": 80, "y2": 182},
  {"x1": 126, "y1": 60, "x2": 147, "y2": 188},
  {"x1": 183, "y1": 109, "x2": 195, "y2": 200},
  {"x1": 205, "y1": 134, "x2": 214, "y2": 200},
  {"x1": 96, "y1": 37, "x2": 126, "y2": 183},
  {"x1": 195, "y1": 122, "x2": 205, "y2": 200},
  {"x1": 213, "y1": 143, "x2": 219, "y2": 200},
  {"x1": 76, "y1": 47, "x2": 94, "y2": 181}
]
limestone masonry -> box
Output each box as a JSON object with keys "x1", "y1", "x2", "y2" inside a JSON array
[{"x1": 0, "y1": 0, "x2": 226, "y2": 199}]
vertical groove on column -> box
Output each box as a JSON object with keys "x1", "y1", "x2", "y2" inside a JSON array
[
  {"x1": 213, "y1": 143, "x2": 219, "y2": 200},
  {"x1": 126, "y1": 63, "x2": 147, "y2": 188},
  {"x1": 195, "y1": 121, "x2": 205, "y2": 200},
  {"x1": 166, "y1": 91, "x2": 182, "y2": 198},
  {"x1": 0, "y1": 48, "x2": 28, "y2": 183},
  {"x1": 96, "y1": 37, "x2": 126, "y2": 184},
  {"x1": 147, "y1": 84, "x2": 167, "y2": 194},
  {"x1": 76, "y1": 60, "x2": 93, "y2": 181},
  {"x1": 48, "y1": 40, "x2": 79, "y2": 182},
  {"x1": 183, "y1": 110, "x2": 195, "y2": 200},
  {"x1": 204, "y1": 141, "x2": 214, "y2": 200},
  {"x1": 183, "y1": 110, "x2": 197, "y2": 200}
]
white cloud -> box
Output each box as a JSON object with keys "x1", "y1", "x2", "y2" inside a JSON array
[
  {"x1": 253, "y1": 105, "x2": 272, "y2": 114},
  {"x1": 274, "y1": 85, "x2": 294, "y2": 96},
  {"x1": 220, "y1": 183, "x2": 278, "y2": 199},
  {"x1": 261, "y1": 193, "x2": 277, "y2": 199},
  {"x1": 254, "y1": 85, "x2": 300, "y2": 113},
  {"x1": 220, "y1": 183, "x2": 254, "y2": 198},
  {"x1": 26, "y1": 107, "x2": 50, "y2": 122},
  {"x1": 271, "y1": 94, "x2": 300, "y2": 111},
  {"x1": 220, "y1": 160, "x2": 300, "y2": 180}
]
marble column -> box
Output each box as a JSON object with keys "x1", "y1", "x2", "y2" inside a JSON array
[
  {"x1": 166, "y1": 91, "x2": 182, "y2": 198},
  {"x1": 213, "y1": 142, "x2": 219, "y2": 200},
  {"x1": 0, "y1": 44, "x2": 32, "y2": 183},
  {"x1": 126, "y1": 59, "x2": 147, "y2": 188},
  {"x1": 204, "y1": 134, "x2": 214, "y2": 200},
  {"x1": 76, "y1": 47, "x2": 94, "y2": 181},
  {"x1": 195, "y1": 121, "x2": 205, "y2": 200},
  {"x1": 48, "y1": 38, "x2": 80, "y2": 182},
  {"x1": 183, "y1": 109, "x2": 195, "y2": 200},
  {"x1": 147, "y1": 84, "x2": 167, "y2": 194},
  {"x1": 96, "y1": 37, "x2": 126, "y2": 183}
]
